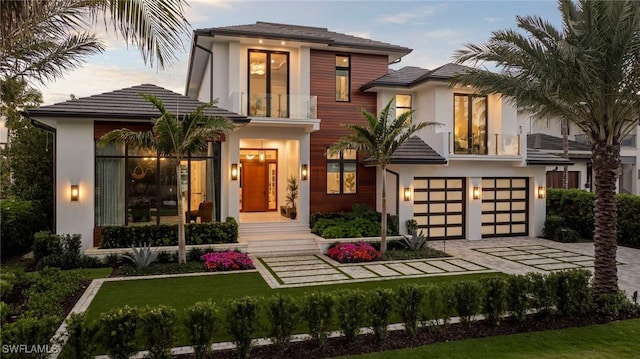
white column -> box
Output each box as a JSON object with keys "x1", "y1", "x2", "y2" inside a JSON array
[{"x1": 467, "y1": 177, "x2": 482, "y2": 240}]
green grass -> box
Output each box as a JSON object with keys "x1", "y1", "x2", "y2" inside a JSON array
[
  {"x1": 84, "y1": 271, "x2": 501, "y2": 352},
  {"x1": 340, "y1": 319, "x2": 640, "y2": 359}
]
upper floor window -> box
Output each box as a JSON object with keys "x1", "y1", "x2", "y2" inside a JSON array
[
  {"x1": 395, "y1": 94, "x2": 412, "y2": 120},
  {"x1": 453, "y1": 94, "x2": 487, "y2": 154},
  {"x1": 335, "y1": 55, "x2": 350, "y2": 102},
  {"x1": 248, "y1": 50, "x2": 289, "y2": 118},
  {"x1": 327, "y1": 149, "x2": 356, "y2": 194}
]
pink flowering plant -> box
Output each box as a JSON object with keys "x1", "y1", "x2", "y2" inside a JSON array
[
  {"x1": 201, "y1": 250, "x2": 254, "y2": 271},
  {"x1": 326, "y1": 242, "x2": 381, "y2": 263}
]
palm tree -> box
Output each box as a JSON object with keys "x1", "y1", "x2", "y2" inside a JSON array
[
  {"x1": 98, "y1": 94, "x2": 234, "y2": 263},
  {"x1": 452, "y1": 0, "x2": 640, "y2": 295},
  {"x1": 0, "y1": 0, "x2": 189, "y2": 84},
  {"x1": 329, "y1": 99, "x2": 436, "y2": 254}
]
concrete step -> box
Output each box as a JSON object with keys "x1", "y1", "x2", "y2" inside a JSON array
[
  {"x1": 239, "y1": 222, "x2": 311, "y2": 235},
  {"x1": 247, "y1": 238, "x2": 320, "y2": 256}
]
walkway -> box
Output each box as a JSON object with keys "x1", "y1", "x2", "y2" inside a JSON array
[{"x1": 254, "y1": 237, "x2": 640, "y2": 296}]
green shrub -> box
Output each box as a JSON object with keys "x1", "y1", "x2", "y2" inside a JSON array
[
  {"x1": 335, "y1": 289, "x2": 367, "y2": 343},
  {"x1": 0, "y1": 316, "x2": 59, "y2": 359},
  {"x1": 64, "y1": 312, "x2": 98, "y2": 359},
  {"x1": 528, "y1": 272, "x2": 556, "y2": 317},
  {"x1": 549, "y1": 270, "x2": 592, "y2": 316},
  {"x1": 553, "y1": 227, "x2": 581, "y2": 243},
  {"x1": 0, "y1": 301, "x2": 12, "y2": 322},
  {"x1": 187, "y1": 247, "x2": 205, "y2": 262},
  {"x1": 423, "y1": 285, "x2": 443, "y2": 326},
  {"x1": 310, "y1": 204, "x2": 399, "y2": 238},
  {"x1": 406, "y1": 219, "x2": 418, "y2": 234},
  {"x1": 32, "y1": 231, "x2": 62, "y2": 263},
  {"x1": 546, "y1": 188, "x2": 595, "y2": 239},
  {"x1": 542, "y1": 215, "x2": 566, "y2": 239},
  {"x1": 396, "y1": 284, "x2": 425, "y2": 336},
  {"x1": 100, "y1": 306, "x2": 139, "y2": 359},
  {"x1": 22, "y1": 268, "x2": 83, "y2": 319},
  {"x1": 265, "y1": 295, "x2": 300, "y2": 352},
  {"x1": 595, "y1": 291, "x2": 638, "y2": 318},
  {"x1": 33, "y1": 232, "x2": 82, "y2": 269},
  {"x1": 79, "y1": 255, "x2": 103, "y2": 268},
  {"x1": 617, "y1": 194, "x2": 640, "y2": 248},
  {"x1": 481, "y1": 277, "x2": 508, "y2": 326},
  {"x1": 506, "y1": 275, "x2": 530, "y2": 322},
  {"x1": 439, "y1": 284, "x2": 457, "y2": 327},
  {"x1": 226, "y1": 297, "x2": 259, "y2": 359},
  {"x1": 184, "y1": 301, "x2": 218, "y2": 359},
  {"x1": 140, "y1": 305, "x2": 177, "y2": 359},
  {"x1": 0, "y1": 198, "x2": 41, "y2": 259},
  {"x1": 303, "y1": 291, "x2": 334, "y2": 347},
  {"x1": 0, "y1": 272, "x2": 16, "y2": 299},
  {"x1": 367, "y1": 288, "x2": 394, "y2": 343},
  {"x1": 99, "y1": 217, "x2": 238, "y2": 249},
  {"x1": 453, "y1": 281, "x2": 483, "y2": 326},
  {"x1": 156, "y1": 250, "x2": 176, "y2": 263},
  {"x1": 103, "y1": 253, "x2": 121, "y2": 268}
]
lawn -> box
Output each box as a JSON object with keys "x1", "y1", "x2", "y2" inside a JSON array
[
  {"x1": 83, "y1": 271, "x2": 501, "y2": 351},
  {"x1": 340, "y1": 319, "x2": 640, "y2": 359}
]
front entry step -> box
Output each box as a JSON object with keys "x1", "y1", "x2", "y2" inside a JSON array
[{"x1": 247, "y1": 237, "x2": 320, "y2": 256}]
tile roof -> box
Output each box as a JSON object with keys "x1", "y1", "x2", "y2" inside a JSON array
[
  {"x1": 195, "y1": 22, "x2": 412, "y2": 54},
  {"x1": 24, "y1": 84, "x2": 249, "y2": 124},
  {"x1": 364, "y1": 136, "x2": 447, "y2": 165},
  {"x1": 526, "y1": 148, "x2": 574, "y2": 165},
  {"x1": 527, "y1": 133, "x2": 592, "y2": 152},
  {"x1": 362, "y1": 63, "x2": 473, "y2": 90}
]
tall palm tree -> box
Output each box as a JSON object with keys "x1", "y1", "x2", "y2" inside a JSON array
[
  {"x1": 452, "y1": 0, "x2": 640, "y2": 295},
  {"x1": 98, "y1": 94, "x2": 234, "y2": 263},
  {"x1": 329, "y1": 99, "x2": 436, "y2": 254},
  {"x1": 0, "y1": 0, "x2": 189, "y2": 84}
]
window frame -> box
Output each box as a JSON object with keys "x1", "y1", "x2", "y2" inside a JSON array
[
  {"x1": 247, "y1": 49, "x2": 290, "y2": 117},
  {"x1": 335, "y1": 55, "x2": 351, "y2": 102},
  {"x1": 453, "y1": 93, "x2": 488, "y2": 155},
  {"x1": 326, "y1": 149, "x2": 357, "y2": 194},
  {"x1": 394, "y1": 94, "x2": 412, "y2": 120}
]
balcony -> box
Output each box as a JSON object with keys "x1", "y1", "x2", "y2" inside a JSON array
[
  {"x1": 575, "y1": 133, "x2": 636, "y2": 148},
  {"x1": 448, "y1": 132, "x2": 522, "y2": 157},
  {"x1": 229, "y1": 92, "x2": 317, "y2": 120}
]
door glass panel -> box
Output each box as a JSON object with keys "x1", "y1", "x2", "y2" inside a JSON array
[{"x1": 268, "y1": 163, "x2": 276, "y2": 210}]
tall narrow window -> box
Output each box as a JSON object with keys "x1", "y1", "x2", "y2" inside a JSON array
[
  {"x1": 327, "y1": 149, "x2": 357, "y2": 194},
  {"x1": 335, "y1": 55, "x2": 350, "y2": 102},
  {"x1": 453, "y1": 94, "x2": 487, "y2": 154},
  {"x1": 248, "y1": 50, "x2": 289, "y2": 117},
  {"x1": 395, "y1": 94, "x2": 412, "y2": 120}
]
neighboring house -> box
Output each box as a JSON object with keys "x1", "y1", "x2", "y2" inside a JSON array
[
  {"x1": 526, "y1": 115, "x2": 640, "y2": 195},
  {"x1": 25, "y1": 22, "x2": 574, "y2": 252}
]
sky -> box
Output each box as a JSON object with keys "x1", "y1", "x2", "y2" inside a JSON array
[{"x1": 35, "y1": 0, "x2": 562, "y2": 105}]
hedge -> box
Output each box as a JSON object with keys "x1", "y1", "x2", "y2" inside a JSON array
[
  {"x1": 545, "y1": 189, "x2": 640, "y2": 248},
  {"x1": 0, "y1": 198, "x2": 43, "y2": 259},
  {"x1": 99, "y1": 217, "x2": 238, "y2": 249},
  {"x1": 310, "y1": 203, "x2": 399, "y2": 238}
]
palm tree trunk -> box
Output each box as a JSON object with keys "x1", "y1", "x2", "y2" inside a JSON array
[
  {"x1": 380, "y1": 164, "x2": 387, "y2": 255},
  {"x1": 592, "y1": 139, "x2": 620, "y2": 295},
  {"x1": 562, "y1": 119, "x2": 569, "y2": 189},
  {"x1": 175, "y1": 162, "x2": 187, "y2": 263}
]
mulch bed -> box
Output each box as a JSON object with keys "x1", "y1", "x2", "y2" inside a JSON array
[{"x1": 176, "y1": 313, "x2": 638, "y2": 359}]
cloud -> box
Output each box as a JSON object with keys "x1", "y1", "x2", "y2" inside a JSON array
[
  {"x1": 377, "y1": 6, "x2": 438, "y2": 25},
  {"x1": 484, "y1": 16, "x2": 503, "y2": 23}
]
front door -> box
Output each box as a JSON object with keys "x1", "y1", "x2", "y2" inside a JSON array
[{"x1": 242, "y1": 161, "x2": 268, "y2": 212}]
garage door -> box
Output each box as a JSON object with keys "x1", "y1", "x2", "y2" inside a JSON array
[
  {"x1": 413, "y1": 178, "x2": 465, "y2": 240},
  {"x1": 481, "y1": 178, "x2": 528, "y2": 238}
]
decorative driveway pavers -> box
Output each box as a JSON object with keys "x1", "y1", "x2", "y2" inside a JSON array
[{"x1": 256, "y1": 254, "x2": 494, "y2": 288}]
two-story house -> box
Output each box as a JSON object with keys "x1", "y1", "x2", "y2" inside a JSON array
[{"x1": 26, "y1": 22, "x2": 572, "y2": 252}]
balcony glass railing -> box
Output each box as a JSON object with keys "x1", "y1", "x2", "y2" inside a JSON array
[
  {"x1": 575, "y1": 133, "x2": 636, "y2": 148},
  {"x1": 230, "y1": 92, "x2": 317, "y2": 119},
  {"x1": 449, "y1": 132, "x2": 521, "y2": 156}
]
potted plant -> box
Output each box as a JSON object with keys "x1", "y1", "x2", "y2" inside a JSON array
[{"x1": 285, "y1": 175, "x2": 298, "y2": 219}]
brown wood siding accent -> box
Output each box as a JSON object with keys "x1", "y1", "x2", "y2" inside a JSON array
[
  {"x1": 309, "y1": 50, "x2": 388, "y2": 213},
  {"x1": 94, "y1": 121, "x2": 152, "y2": 140}
]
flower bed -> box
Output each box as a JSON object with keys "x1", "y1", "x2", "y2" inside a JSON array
[
  {"x1": 326, "y1": 242, "x2": 380, "y2": 263},
  {"x1": 201, "y1": 250, "x2": 254, "y2": 271}
]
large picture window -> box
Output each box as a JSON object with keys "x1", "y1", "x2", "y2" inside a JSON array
[
  {"x1": 95, "y1": 142, "x2": 220, "y2": 226},
  {"x1": 248, "y1": 50, "x2": 289, "y2": 118},
  {"x1": 395, "y1": 94, "x2": 412, "y2": 120},
  {"x1": 327, "y1": 149, "x2": 357, "y2": 194},
  {"x1": 454, "y1": 94, "x2": 487, "y2": 154},
  {"x1": 335, "y1": 55, "x2": 350, "y2": 102}
]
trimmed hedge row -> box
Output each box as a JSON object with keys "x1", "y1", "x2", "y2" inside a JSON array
[
  {"x1": 99, "y1": 217, "x2": 239, "y2": 249},
  {"x1": 310, "y1": 203, "x2": 399, "y2": 238},
  {"x1": 62, "y1": 270, "x2": 639, "y2": 358},
  {"x1": 545, "y1": 189, "x2": 640, "y2": 248}
]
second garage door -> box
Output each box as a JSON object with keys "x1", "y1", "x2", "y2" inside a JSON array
[{"x1": 481, "y1": 178, "x2": 529, "y2": 238}]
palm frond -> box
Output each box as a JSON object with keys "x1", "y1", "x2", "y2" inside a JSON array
[{"x1": 97, "y1": 128, "x2": 156, "y2": 150}]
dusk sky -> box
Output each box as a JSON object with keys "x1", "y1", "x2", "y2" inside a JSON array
[{"x1": 35, "y1": 0, "x2": 562, "y2": 105}]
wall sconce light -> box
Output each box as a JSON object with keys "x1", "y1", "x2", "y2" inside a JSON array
[
  {"x1": 70, "y1": 185, "x2": 79, "y2": 201},
  {"x1": 473, "y1": 186, "x2": 481, "y2": 200},
  {"x1": 403, "y1": 188, "x2": 412, "y2": 202},
  {"x1": 538, "y1": 186, "x2": 546, "y2": 198},
  {"x1": 301, "y1": 164, "x2": 309, "y2": 180},
  {"x1": 231, "y1": 164, "x2": 238, "y2": 181}
]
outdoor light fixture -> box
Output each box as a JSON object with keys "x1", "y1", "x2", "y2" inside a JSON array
[
  {"x1": 538, "y1": 186, "x2": 546, "y2": 199},
  {"x1": 403, "y1": 188, "x2": 412, "y2": 202},
  {"x1": 301, "y1": 164, "x2": 309, "y2": 180},
  {"x1": 70, "y1": 185, "x2": 79, "y2": 201},
  {"x1": 231, "y1": 164, "x2": 238, "y2": 181},
  {"x1": 473, "y1": 186, "x2": 481, "y2": 200}
]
